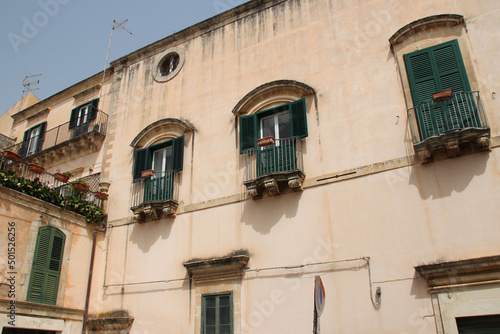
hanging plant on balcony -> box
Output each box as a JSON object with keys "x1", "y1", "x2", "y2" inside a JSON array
[
  {"x1": 3, "y1": 149, "x2": 21, "y2": 162},
  {"x1": 72, "y1": 179, "x2": 89, "y2": 192},
  {"x1": 54, "y1": 171, "x2": 73, "y2": 183},
  {"x1": 28, "y1": 163, "x2": 45, "y2": 174},
  {"x1": 141, "y1": 169, "x2": 155, "y2": 178}
]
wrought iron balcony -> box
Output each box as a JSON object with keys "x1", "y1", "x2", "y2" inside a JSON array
[
  {"x1": 130, "y1": 170, "x2": 179, "y2": 223},
  {"x1": 407, "y1": 91, "x2": 490, "y2": 162},
  {"x1": 8, "y1": 110, "x2": 108, "y2": 166},
  {"x1": 242, "y1": 136, "x2": 305, "y2": 198}
]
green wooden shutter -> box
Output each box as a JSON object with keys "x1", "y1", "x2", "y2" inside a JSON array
[
  {"x1": 27, "y1": 226, "x2": 65, "y2": 305},
  {"x1": 69, "y1": 107, "x2": 79, "y2": 129},
  {"x1": 239, "y1": 114, "x2": 257, "y2": 153},
  {"x1": 172, "y1": 135, "x2": 184, "y2": 172},
  {"x1": 133, "y1": 148, "x2": 149, "y2": 179},
  {"x1": 89, "y1": 98, "x2": 99, "y2": 120},
  {"x1": 35, "y1": 121, "x2": 47, "y2": 153},
  {"x1": 404, "y1": 40, "x2": 472, "y2": 139},
  {"x1": 19, "y1": 128, "x2": 31, "y2": 157},
  {"x1": 289, "y1": 98, "x2": 308, "y2": 138}
]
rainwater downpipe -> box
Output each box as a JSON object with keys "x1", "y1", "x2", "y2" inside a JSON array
[{"x1": 82, "y1": 215, "x2": 107, "y2": 334}]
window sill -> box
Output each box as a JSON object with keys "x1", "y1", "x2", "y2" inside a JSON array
[
  {"x1": 244, "y1": 170, "x2": 305, "y2": 199},
  {"x1": 131, "y1": 200, "x2": 178, "y2": 223}
]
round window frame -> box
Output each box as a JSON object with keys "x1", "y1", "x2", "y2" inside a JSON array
[{"x1": 153, "y1": 47, "x2": 186, "y2": 83}]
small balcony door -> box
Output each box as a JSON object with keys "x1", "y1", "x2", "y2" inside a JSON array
[
  {"x1": 73, "y1": 104, "x2": 91, "y2": 138},
  {"x1": 144, "y1": 145, "x2": 174, "y2": 202}
]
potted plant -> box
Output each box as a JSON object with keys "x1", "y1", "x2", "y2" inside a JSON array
[
  {"x1": 141, "y1": 169, "x2": 155, "y2": 178},
  {"x1": 93, "y1": 191, "x2": 108, "y2": 200},
  {"x1": 54, "y1": 171, "x2": 73, "y2": 183},
  {"x1": 72, "y1": 179, "x2": 89, "y2": 192},
  {"x1": 257, "y1": 136, "x2": 275, "y2": 147},
  {"x1": 432, "y1": 89, "x2": 453, "y2": 102},
  {"x1": 28, "y1": 163, "x2": 45, "y2": 174},
  {"x1": 3, "y1": 149, "x2": 21, "y2": 162}
]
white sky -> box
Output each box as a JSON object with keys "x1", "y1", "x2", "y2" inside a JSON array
[{"x1": 0, "y1": 0, "x2": 251, "y2": 116}]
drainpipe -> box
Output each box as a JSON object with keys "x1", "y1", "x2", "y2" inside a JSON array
[{"x1": 82, "y1": 215, "x2": 107, "y2": 334}]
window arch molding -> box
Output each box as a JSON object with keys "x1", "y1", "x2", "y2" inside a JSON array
[
  {"x1": 130, "y1": 118, "x2": 193, "y2": 149},
  {"x1": 231, "y1": 80, "x2": 316, "y2": 116}
]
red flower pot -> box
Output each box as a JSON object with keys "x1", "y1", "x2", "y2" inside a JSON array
[
  {"x1": 73, "y1": 182, "x2": 89, "y2": 192},
  {"x1": 141, "y1": 169, "x2": 155, "y2": 178},
  {"x1": 94, "y1": 191, "x2": 108, "y2": 200},
  {"x1": 257, "y1": 136, "x2": 275, "y2": 147},
  {"x1": 28, "y1": 163, "x2": 45, "y2": 174},
  {"x1": 54, "y1": 173, "x2": 70, "y2": 183},
  {"x1": 432, "y1": 89, "x2": 453, "y2": 102},
  {"x1": 3, "y1": 150, "x2": 21, "y2": 162}
]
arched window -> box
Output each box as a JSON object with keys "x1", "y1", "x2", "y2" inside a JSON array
[
  {"x1": 233, "y1": 80, "x2": 315, "y2": 198},
  {"x1": 390, "y1": 14, "x2": 490, "y2": 162},
  {"x1": 27, "y1": 226, "x2": 65, "y2": 305},
  {"x1": 130, "y1": 118, "x2": 192, "y2": 222}
]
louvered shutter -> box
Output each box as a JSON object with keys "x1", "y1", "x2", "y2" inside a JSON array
[
  {"x1": 19, "y1": 128, "x2": 31, "y2": 157},
  {"x1": 239, "y1": 114, "x2": 257, "y2": 153},
  {"x1": 35, "y1": 122, "x2": 47, "y2": 153},
  {"x1": 289, "y1": 98, "x2": 308, "y2": 138},
  {"x1": 404, "y1": 39, "x2": 471, "y2": 139},
  {"x1": 27, "y1": 226, "x2": 65, "y2": 305},
  {"x1": 172, "y1": 135, "x2": 184, "y2": 172},
  {"x1": 69, "y1": 107, "x2": 79, "y2": 129},
  {"x1": 133, "y1": 148, "x2": 149, "y2": 179},
  {"x1": 89, "y1": 98, "x2": 99, "y2": 120}
]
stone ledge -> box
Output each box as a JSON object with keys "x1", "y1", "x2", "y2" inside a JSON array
[
  {"x1": 0, "y1": 299, "x2": 83, "y2": 321},
  {"x1": 184, "y1": 250, "x2": 250, "y2": 284},
  {"x1": 87, "y1": 310, "x2": 134, "y2": 330},
  {"x1": 415, "y1": 255, "x2": 500, "y2": 288}
]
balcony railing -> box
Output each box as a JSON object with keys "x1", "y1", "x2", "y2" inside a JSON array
[
  {"x1": 8, "y1": 109, "x2": 108, "y2": 159},
  {"x1": 131, "y1": 170, "x2": 179, "y2": 222},
  {"x1": 407, "y1": 91, "x2": 488, "y2": 143},
  {"x1": 0, "y1": 157, "x2": 105, "y2": 224},
  {"x1": 242, "y1": 137, "x2": 304, "y2": 197}
]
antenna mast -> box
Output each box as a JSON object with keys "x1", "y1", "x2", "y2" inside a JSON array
[
  {"x1": 101, "y1": 20, "x2": 133, "y2": 88},
  {"x1": 19, "y1": 74, "x2": 42, "y2": 112}
]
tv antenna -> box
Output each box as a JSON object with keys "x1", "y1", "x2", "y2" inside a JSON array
[
  {"x1": 101, "y1": 20, "x2": 133, "y2": 87},
  {"x1": 18, "y1": 74, "x2": 42, "y2": 112}
]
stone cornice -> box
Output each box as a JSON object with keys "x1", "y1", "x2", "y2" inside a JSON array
[
  {"x1": 415, "y1": 255, "x2": 500, "y2": 288},
  {"x1": 184, "y1": 250, "x2": 250, "y2": 283},
  {"x1": 389, "y1": 14, "x2": 464, "y2": 45}
]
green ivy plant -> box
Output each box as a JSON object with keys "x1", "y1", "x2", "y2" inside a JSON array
[{"x1": 0, "y1": 169, "x2": 105, "y2": 225}]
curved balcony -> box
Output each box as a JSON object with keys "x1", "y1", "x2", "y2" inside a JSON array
[{"x1": 407, "y1": 91, "x2": 490, "y2": 162}]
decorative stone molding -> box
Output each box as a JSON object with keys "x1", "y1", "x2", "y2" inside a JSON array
[
  {"x1": 445, "y1": 139, "x2": 460, "y2": 158},
  {"x1": 184, "y1": 250, "x2": 250, "y2": 284},
  {"x1": 389, "y1": 14, "x2": 464, "y2": 46},
  {"x1": 87, "y1": 310, "x2": 134, "y2": 331},
  {"x1": 476, "y1": 136, "x2": 491, "y2": 152},
  {"x1": 232, "y1": 80, "x2": 315, "y2": 116},
  {"x1": 130, "y1": 118, "x2": 194, "y2": 148},
  {"x1": 415, "y1": 255, "x2": 500, "y2": 288},
  {"x1": 244, "y1": 170, "x2": 305, "y2": 199},
  {"x1": 131, "y1": 200, "x2": 178, "y2": 223}
]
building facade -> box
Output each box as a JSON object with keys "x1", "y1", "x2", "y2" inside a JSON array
[{"x1": 2, "y1": 0, "x2": 500, "y2": 333}]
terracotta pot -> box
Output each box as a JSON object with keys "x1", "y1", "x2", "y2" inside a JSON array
[
  {"x1": 432, "y1": 89, "x2": 453, "y2": 102},
  {"x1": 54, "y1": 173, "x2": 70, "y2": 183},
  {"x1": 73, "y1": 182, "x2": 89, "y2": 192},
  {"x1": 3, "y1": 150, "x2": 21, "y2": 162},
  {"x1": 94, "y1": 191, "x2": 108, "y2": 200},
  {"x1": 257, "y1": 136, "x2": 275, "y2": 147},
  {"x1": 28, "y1": 163, "x2": 45, "y2": 174},
  {"x1": 141, "y1": 169, "x2": 155, "y2": 178}
]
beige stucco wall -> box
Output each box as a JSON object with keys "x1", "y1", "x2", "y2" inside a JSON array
[
  {"x1": 90, "y1": 0, "x2": 500, "y2": 332},
  {"x1": 0, "y1": 187, "x2": 98, "y2": 333},
  {"x1": 1, "y1": 0, "x2": 497, "y2": 333}
]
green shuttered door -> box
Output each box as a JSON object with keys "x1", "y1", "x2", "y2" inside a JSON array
[{"x1": 27, "y1": 226, "x2": 65, "y2": 305}]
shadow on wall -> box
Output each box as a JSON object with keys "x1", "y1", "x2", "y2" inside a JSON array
[
  {"x1": 129, "y1": 218, "x2": 174, "y2": 252},
  {"x1": 241, "y1": 191, "x2": 302, "y2": 234},
  {"x1": 408, "y1": 152, "x2": 489, "y2": 200}
]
